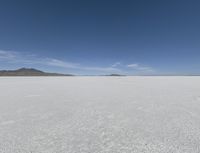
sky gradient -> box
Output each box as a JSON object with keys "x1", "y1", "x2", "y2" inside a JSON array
[{"x1": 0, "y1": 0, "x2": 200, "y2": 75}]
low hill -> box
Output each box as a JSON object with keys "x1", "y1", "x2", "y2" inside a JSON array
[
  {"x1": 107, "y1": 74, "x2": 126, "y2": 76},
  {"x1": 0, "y1": 68, "x2": 73, "y2": 76}
]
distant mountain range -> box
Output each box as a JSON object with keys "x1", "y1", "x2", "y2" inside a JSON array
[
  {"x1": 0, "y1": 68, "x2": 73, "y2": 76},
  {"x1": 1, "y1": 69, "x2": 199, "y2": 76}
]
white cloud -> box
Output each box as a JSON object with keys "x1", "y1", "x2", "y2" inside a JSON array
[
  {"x1": 0, "y1": 50, "x2": 17, "y2": 60},
  {"x1": 43, "y1": 58, "x2": 79, "y2": 69},
  {"x1": 0, "y1": 49, "x2": 155, "y2": 74},
  {"x1": 83, "y1": 66, "x2": 121, "y2": 73},
  {"x1": 127, "y1": 63, "x2": 154, "y2": 72},
  {"x1": 137, "y1": 67, "x2": 154, "y2": 72},
  {"x1": 127, "y1": 63, "x2": 139, "y2": 68},
  {"x1": 38, "y1": 59, "x2": 121, "y2": 73},
  {"x1": 111, "y1": 62, "x2": 121, "y2": 67},
  {"x1": 0, "y1": 50, "x2": 121, "y2": 73}
]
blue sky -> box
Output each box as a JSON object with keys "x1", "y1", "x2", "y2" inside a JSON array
[{"x1": 0, "y1": 0, "x2": 200, "y2": 75}]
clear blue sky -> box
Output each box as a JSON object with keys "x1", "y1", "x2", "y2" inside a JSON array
[{"x1": 0, "y1": 0, "x2": 200, "y2": 75}]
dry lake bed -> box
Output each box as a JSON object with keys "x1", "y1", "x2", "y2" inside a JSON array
[{"x1": 0, "y1": 77, "x2": 200, "y2": 153}]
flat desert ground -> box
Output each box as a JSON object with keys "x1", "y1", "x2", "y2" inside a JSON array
[{"x1": 0, "y1": 77, "x2": 200, "y2": 153}]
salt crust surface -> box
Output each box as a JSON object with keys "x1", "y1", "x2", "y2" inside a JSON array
[{"x1": 0, "y1": 77, "x2": 200, "y2": 153}]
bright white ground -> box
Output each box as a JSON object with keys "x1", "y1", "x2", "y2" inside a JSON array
[{"x1": 0, "y1": 77, "x2": 200, "y2": 153}]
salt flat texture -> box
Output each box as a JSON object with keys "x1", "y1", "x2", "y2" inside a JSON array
[{"x1": 0, "y1": 77, "x2": 200, "y2": 153}]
